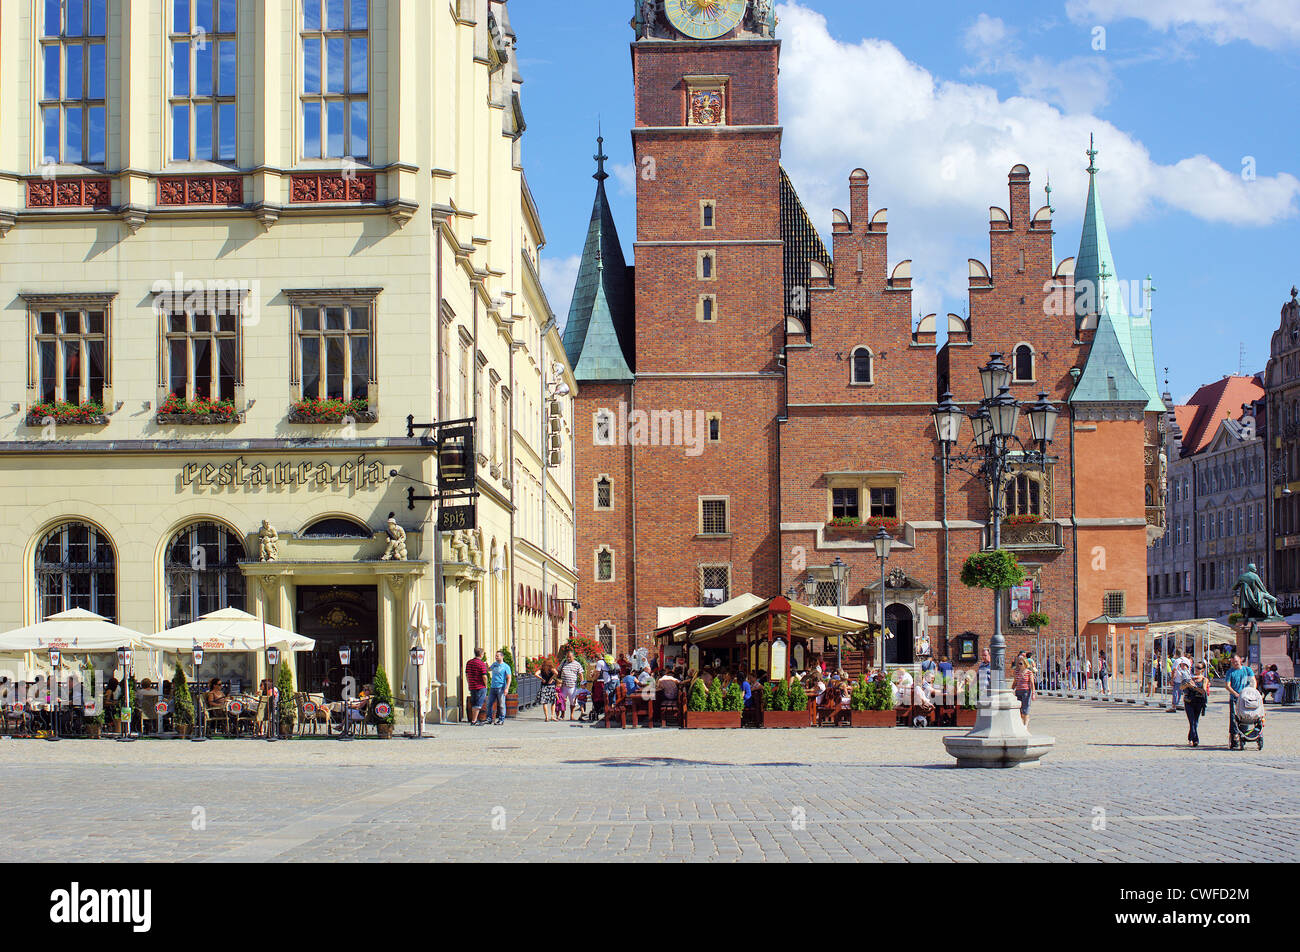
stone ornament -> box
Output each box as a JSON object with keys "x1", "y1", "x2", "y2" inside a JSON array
[
  {"x1": 381, "y1": 513, "x2": 408, "y2": 561},
  {"x1": 258, "y1": 520, "x2": 279, "y2": 562},
  {"x1": 689, "y1": 90, "x2": 724, "y2": 125}
]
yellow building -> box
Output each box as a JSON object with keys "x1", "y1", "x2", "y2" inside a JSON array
[{"x1": 0, "y1": 0, "x2": 575, "y2": 720}]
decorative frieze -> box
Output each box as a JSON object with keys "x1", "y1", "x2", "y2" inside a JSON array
[
  {"x1": 27, "y1": 178, "x2": 112, "y2": 208},
  {"x1": 157, "y1": 175, "x2": 244, "y2": 206},
  {"x1": 288, "y1": 172, "x2": 377, "y2": 203}
]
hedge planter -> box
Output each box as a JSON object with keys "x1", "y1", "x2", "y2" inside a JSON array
[
  {"x1": 682, "y1": 711, "x2": 741, "y2": 729},
  {"x1": 956, "y1": 709, "x2": 978, "y2": 727},
  {"x1": 849, "y1": 710, "x2": 896, "y2": 728},
  {"x1": 759, "y1": 709, "x2": 812, "y2": 728}
]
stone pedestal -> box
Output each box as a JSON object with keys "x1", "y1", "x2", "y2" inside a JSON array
[
  {"x1": 1236, "y1": 620, "x2": 1293, "y2": 675},
  {"x1": 943, "y1": 687, "x2": 1055, "y2": 768}
]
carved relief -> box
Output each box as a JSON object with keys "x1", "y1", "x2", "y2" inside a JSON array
[
  {"x1": 689, "y1": 89, "x2": 725, "y2": 126},
  {"x1": 289, "y1": 172, "x2": 377, "y2": 203}
]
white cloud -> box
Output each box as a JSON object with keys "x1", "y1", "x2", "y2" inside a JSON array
[
  {"x1": 1066, "y1": 0, "x2": 1300, "y2": 49},
  {"x1": 963, "y1": 14, "x2": 1115, "y2": 114},
  {"x1": 611, "y1": 161, "x2": 637, "y2": 196},
  {"x1": 540, "y1": 253, "x2": 581, "y2": 325},
  {"x1": 774, "y1": 2, "x2": 1300, "y2": 318}
]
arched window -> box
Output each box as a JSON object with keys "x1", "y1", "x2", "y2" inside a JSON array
[
  {"x1": 596, "y1": 546, "x2": 614, "y2": 582},
  {"x1": 851, "y1": 347, "x2": 872, "y2": 384},
  {"x1": 598, "y1": 623, "x2": 615, "y2": 653},
  {"x1": 1145, "y1": 484, "x2": 1154, "y2": 506},
  {"x1": 36, "y1": 521, "x2": 116, "y2": 621},
  {"x1": 594, "y1": 477, "x2": 612, "y2": 510},
  {"x1": 1013, "y1": 344, "x2": 1034, "y2": 381},
  {"x1": 1005, "y1": 473, "x2": 1041, "y2": 516},
  {"x1": 301, "y1": 516, "x2": 372, "y2": 538},
  {"x1": 165, "y1": 521, "x2": 246, "y2": 627}
]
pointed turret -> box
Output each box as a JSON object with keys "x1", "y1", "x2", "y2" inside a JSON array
[
  {"x1": 1071, "y1": 137, "x2": 1163, "y2": 410},
  {"x1": 561, "y1": 134, "x2": 635, "y2": 383}
]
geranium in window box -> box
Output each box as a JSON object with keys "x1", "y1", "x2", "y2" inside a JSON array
[
  {"x1": 1002, "y1": 514, "x2": 1043, "y2": 527},
  {"x1": 156, "y1": 394, "x2": 240, "y2": 425},
  {"x1": 26, "y1": 400, "x2": 108, "y2": 427},
  {"x1": 288, "y1": 397, "x2": 377, "y2": 424},
  {"x1": 865, "y1": 517, "x2": 901, "y2": 537}
]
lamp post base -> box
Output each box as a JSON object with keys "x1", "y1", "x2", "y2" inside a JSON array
[{"x1": 943, "y1": 688, "x2": 1054, "y2": 768}]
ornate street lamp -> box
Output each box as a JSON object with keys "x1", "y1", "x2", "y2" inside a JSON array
[
  {"x1": 802, "y1": 573, "x2": 818, "y2": 603},
  {"x1": 116, "y1": 646, "x2": 134, "y2": 743},
  {"x1": 338, "y1": 645, "x2": 354, "y2": 741},
  {"x1": 932, "y1": 391, "x2": 964, "y2": 448},
  {"x1": 191, "y1": 647, "x2": 206, "y2": 742},
  {"x1": 978, "y1": 353, "x2": 1012, "y2": 401},
  {"x1": 830, "y1": 557, "x2": 849, "y2": 673},
  {"x1": 1025, "y1": 391, "x2": 1060, "y2": 449},
  {"x1": 47, "y1": 647, "x2": 61, "y2": 742},
  {"x1": 266, "y1": 646, "x2": 281, "y2": 743},
  {"x1": 872, "y1": 528, "x2": 892, "y2": 672}
]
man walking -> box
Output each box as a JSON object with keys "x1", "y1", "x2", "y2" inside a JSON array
[
  {"x1": 977, "y1": 648, "x2": 992, "y2": 704},
  {"x1": 465, "y1": 647, "x2": 489, "y2": 726},
  {"x1": 486, "y1": 650, "x2": 512, "y2": 726},
  {"x1": 559, "y1": 650, "x2": 585, "y2": 722},
  {"x1": 1225, "y1": 654, "x2": 1257, "y2": 750},
  {"x1": 1168, "y1": 648, "x2": 1192, "y2": 713}
]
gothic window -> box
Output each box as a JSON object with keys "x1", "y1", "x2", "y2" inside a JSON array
[
  {"x1": 851, "y1": 347, "x2": 873, "y2": 384},
  {"x1": 593, "y1": 410, "x2": 615, "y2": 446},
  {"x1": 595, "y1": 546, "x2": 614, "y2": 582},
  {"x1": 1007, "y1": 473, "x2": 1042, "y2": 516},
  {"x1": 1013, "y1": 343, "x2": 1034, "y2": 382},
  {"x1": 700, "y1": 565, "x2": 730, "y2": 605},
  {"x1": 597, "y1": 623, "x2": 614, "y2": 653},
  {"x1": 594, "y1": 476, "x2": 612, "y2": 511}
]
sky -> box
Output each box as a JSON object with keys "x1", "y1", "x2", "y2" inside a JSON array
[{"x1": 508, "y1": 0, "x2": 1300, "y2": 405}]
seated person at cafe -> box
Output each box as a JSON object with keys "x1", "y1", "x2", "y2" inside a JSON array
[
  {"x1": 204, "y1": 678, "x2": 226, "y2": 707},
  {"x1": 621, "y1": 668, "x2": 640, "y2": 699},
  {"x1": 657, "y1": 668, "x2": 680, "y2": 704}
]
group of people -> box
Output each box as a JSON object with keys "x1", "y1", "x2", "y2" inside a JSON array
[{"x1": 1166, "y1": 649, "x2": 1267, "y2": 749}]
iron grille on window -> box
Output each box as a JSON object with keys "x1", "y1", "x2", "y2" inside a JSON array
[
  {"x1": 814, "y1": 579, "x2": 839, "y2": 607},
  {"x1": 701, "y1": 499, "x2": 728, "y2": 535},
  {"x1": 598, "y1": 624, "x2": 614, "y2": 653},
  {"x1": 700, "y1": 565, "x2": 730, "y2": 605},
  {"x1": 35, "y1": 521, "x2": 115, "y2": 622},
  {"x1": 596, "y1": 548, "x2": 613, "y2": 582},
  {"x1": 165, "y1": 521, "x2": 245, "y2": 627},
  {"x1": 1103, "y1": 591, "x2": 1126, "y2": 617},
  {"x1": 595, "y1": 478, "x2": 612, "y2": 509}
]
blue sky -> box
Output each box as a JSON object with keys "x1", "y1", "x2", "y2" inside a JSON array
[{"x1": 509, "y1": 0, "x2": 1300, "y2": 404}]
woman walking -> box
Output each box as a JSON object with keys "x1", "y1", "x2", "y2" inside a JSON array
[
  {"x1": 538, "y1": 660, "x2": 559, "y2": 722},
  {"x1": 1182, "y1": 661, "x2": 1211, "y2": 747},
  {"x1": 1012, "y1": 653, "x2": 1035, "y2": 727}
]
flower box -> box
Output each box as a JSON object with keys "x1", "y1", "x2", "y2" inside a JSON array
[
  {"x1": 759, "y1": 708, "x2": 812, "y2": 728},
  {"x1": 288, "y1": 398, "x2": 377, "y2": 424},
  {"x1": 849, "y1": 710, "x2": 896, "y2": 728},
  {"x1": 26, "y1": 401, "x2": 108, "y2": 427},
  {"x1": 157, "y1": 395, "x2": 239, "y2": 425},
  {"x1": 682, "y1": 710, "x2": 741, "y2": 729}
]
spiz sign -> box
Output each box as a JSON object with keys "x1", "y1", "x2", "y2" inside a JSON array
[{"x1": 438, "y1": 504, "x2": 476, "y2": 531}]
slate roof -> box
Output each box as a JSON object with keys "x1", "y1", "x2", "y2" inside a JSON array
[
  {"x1": 780, "y1": 167, "x2": 832, "y2": 332},
  {"x1": 1071, "y1": 138, "x2": 1163, "y2": 411},
  {"x1": 561, "y1": 138, "x2": 635, "y2": 383}
]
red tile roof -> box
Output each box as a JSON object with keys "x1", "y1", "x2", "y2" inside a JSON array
[{"x1": 1175, "y1": 375, "x2": 1264, "y2": 457}]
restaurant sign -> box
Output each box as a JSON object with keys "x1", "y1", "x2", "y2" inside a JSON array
[{"x1": 181, "y1": 454, "x2": 389, "y2": 491}]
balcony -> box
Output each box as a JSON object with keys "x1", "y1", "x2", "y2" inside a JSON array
[{"x1": 985, "y1": 518, "x2": 1063, "y2": 552}]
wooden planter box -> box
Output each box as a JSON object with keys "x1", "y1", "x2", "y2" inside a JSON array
[
  {"x1": 849, "y1": 710, "x2": 895, "y2": 728},
  {"x1": 760, "y1": 709, "x2": 811, "y2": 728},
  {"x1": 956, "y1": 708, "x2": 978, "y2": 726},
  {"x1": 682, "y1": 710, "x2": 741, "y2": 729}
]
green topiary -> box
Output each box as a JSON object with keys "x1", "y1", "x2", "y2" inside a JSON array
[
  {"x1": 170, "y1": 663, "x2": 194, "y2": 725},
  {"x1": 687, "y1": 677, "x2": 708, "y2": 712},
  {"x1": 768, "y1": 678, "x2": 789, "y2": 712},
  {"x1": 960, "y1": 549, "x2": 1026, "y2": 591},
  {"x1": 706, "y1": 677, "x2": 724, "y2": 712},
  {"x1": 850, "y1": 675, "x2": 869, "y2": 712},
  {"x1": 787, "y1": 679, "x2": 808, "y2": 711},
  {"x1": 276, "y1": 659, "x2": 296, "y2": 733},
  {"x1": 500, "y1": 646, "x2": 518, "y2": 693},
  {"x1": 722, "y1": 681, "x2": 744, "y2": 713},
  {"x1": 372, "y1": 666, "x2": 395, "y2": 725},
  {"x1": 868, "y1": 677, "x2": 894, "y2": 711}
]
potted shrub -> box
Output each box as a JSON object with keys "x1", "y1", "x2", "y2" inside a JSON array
[
  {"x1": 760, "y1": 678, "x2": 810, "y2": 728},
  {"x1": 851, "y1": 676, "x2": 896, "y2": 727},
  {"x1": 372, "y1": 666, "x2": 395, "y2": 738},
  {"x1": 276, "y1": 661, "x2": 296, "y2": 739},
  {"x1": 722, "y1": 681, "x2": 744, "y2": 715},
  {"x1": 1024, "y1": 611, "x2": 1050, "y2": 629},
  {"x1": 682, "y1": 677, "x2": 741, "y2": 728},
  {"x1": 956, "y1": 676, "x2": 978, "y2": 726},
  {"x1": 170, "y1": 664, "x2": 194, "y2": 738}
]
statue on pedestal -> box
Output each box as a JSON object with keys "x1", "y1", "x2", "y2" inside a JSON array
[
  {"x1": 258, "y1": 520, "x2": 279, "y2": 562},
  {"x1": 381, "y1": 513, "x2": 407, "y2": 561},
  {"x1": 1233, "y1": 563, "x2": 1282, "y2": 633}
]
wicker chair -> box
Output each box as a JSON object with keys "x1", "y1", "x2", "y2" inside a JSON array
[{"x1": 203, "y1": 700, "x2": 230, "y2": 736}]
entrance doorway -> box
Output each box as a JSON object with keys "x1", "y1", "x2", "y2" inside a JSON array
[
  {"x1": 296, "y1": 585, "x2": 379, "y2": 697},
  {"x1": 885, "y1": 604, "x2": 914, "y2": 665}
]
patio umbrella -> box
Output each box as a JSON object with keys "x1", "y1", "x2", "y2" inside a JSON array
[
  {"x1": 403, "y1": 600, "x2": 432, "y2": 717},
  {"x1": 0, "y1": 607, "x2": 147, "y2": 653},
  {"x1": 142, "y1": 607, "x2": 315, "y2": 653}
]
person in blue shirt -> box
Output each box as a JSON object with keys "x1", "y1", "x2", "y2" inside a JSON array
[
  {"x1": 486, "y1": 650, "x2": 512, "y2": 726},
  {"x1": 1224, "y1": 654, "x2": 1256, "y2": 749},
  {"x1": 740, "y1": 676, "x2": 752, "y2": 708}
]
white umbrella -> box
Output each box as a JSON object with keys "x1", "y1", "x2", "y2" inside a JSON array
[
  {"x1": 143, "y1": 607, "x2": 315, "y2": 653},
  {"x1": 403, "y1": 600, "x2": 432, "y2": 715},
  {"x1": 0, "y1": 608, "x2": 146, "y2": 653}
]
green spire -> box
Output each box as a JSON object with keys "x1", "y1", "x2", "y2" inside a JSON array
[
  {"x1": 561, "y1": 134, "x2": 635, "y2": 383},
  {"x1": 1072, "y1": 136, "x2": 1163, "y2": 410}
]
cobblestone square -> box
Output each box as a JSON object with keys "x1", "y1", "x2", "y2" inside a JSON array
[{"x1": 2, "y1": 697, "x2": 1296, "y2": 863}]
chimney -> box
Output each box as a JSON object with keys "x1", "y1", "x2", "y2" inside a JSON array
[
  {"x1": 1008, "y1": 164, "x2": 1031, "y2": 228},
  {"x1": 849, "y1": 169, "x2": 869, "y2": 231}
]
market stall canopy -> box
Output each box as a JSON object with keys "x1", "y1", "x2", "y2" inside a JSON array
[
  {"x1": 143, "y1": 607, "x2": 315, "y2": 653},
  {"x1": 656, "y1": 592, "x2": 766, "y2": 631},
  {"x1": 0, "y1": 608, "x2": 147, "y2": 653},
  {"x1": 1147, "y1": 618, "x2": 1236, "y2": 649},
  {"x1": 689, "y1": 597, "x2": 875, "y2": 646}
]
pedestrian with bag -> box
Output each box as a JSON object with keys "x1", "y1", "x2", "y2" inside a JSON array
[
  {"x1": 1182, "y1": 661, "x2": 1210, "y2": 747},
  {"x1": 1168, "y1": 648, "x2": 1191, "y2": 713}
]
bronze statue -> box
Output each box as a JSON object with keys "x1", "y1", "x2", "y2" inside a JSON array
[{"x1": 1233, "y1": 563, "x2": 1281, "y2": 623}]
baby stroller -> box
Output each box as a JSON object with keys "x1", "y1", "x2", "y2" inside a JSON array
[{"x1": 1232, "y1": 686, "x2": 1264, "y2": 751}]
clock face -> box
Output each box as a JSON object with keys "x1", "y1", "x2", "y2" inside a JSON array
[{"x1": 664, "y1": 0, "x2": 748, "y2": 40}]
